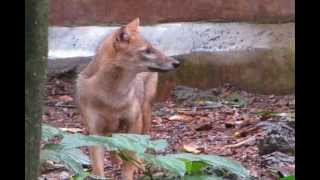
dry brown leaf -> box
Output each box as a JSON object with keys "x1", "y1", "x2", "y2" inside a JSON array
[
  {"x1": 183, "y1": 143, "x2": 202, "y2": 154},
  {"x1": 59, "y1": 127, "x2": 83, "y2": 133},
  {"x1": 58, "y1": 95, "x2": 73, "y2": 102},
  {"x1": 168, "y1": 114, "x2": 191, "y2": 122}
]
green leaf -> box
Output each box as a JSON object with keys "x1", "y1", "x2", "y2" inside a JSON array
[
  {"x1": 60, "y1": 153, "x2": 84, "y2": 174},
  {"x1": 143, "y1": 154, "x2": 186, "y2": 176},
  {"x1": 184, "y1": 175, "x2": 224, "y2": 180},
  {"x1": 72, "y1": 172, "x2": 90, "y2": 180},
  {"x1": 40, "y1": 144, "x2": 90, "y2": 175},
  {"x1": 109, "y1": 134, "x2": 151, "y2": 153},
  {"x1": 280, "y1": 175, "x2": 295, "y2": 180},
  {"x1": 255, "y1": 111, "x2": 280, "y2": 117},
  {"x1": 64, "y1": 148, "x2": 91, "y2": 165},
  {"x1": 225, "y1": 93, "x2": 247, "y2": 108},
  {"x1": 60, "y1": 133, "x2": 164, "y2": 154},
  {"x1": 60, "y1": 134, "x2": 102, "y2": 149},
  {"x1": 167, "y1": 153, "x2": 250, "y2": 178},
  {"x1": 42, "y1": 125, "x2": 167, "y2": 153},
  {"x1": 40, "y1": 149, "x2": 61, "y2": 163},
  {"x1": 147, "y1": 139, "x2": 168, "y2": 151},
  {"x1": 42, "y1": 143, "x2": 64, "y2": 151},
  {"x1": 183, "y1": 160, "x2": 207, "y2": 175},
  {"x1": 40, "y1": 124, "x2": 250, "y2": 179},
  {"x1": 41, "y1": 124, "x2": 64, "y2": 141}
]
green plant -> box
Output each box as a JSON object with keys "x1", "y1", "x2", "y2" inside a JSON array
[
  {"x1": 224, "y1": 92, "x2": 247, "y2": 108},
  {"x1": 280, "y1": 175, "x2": 295, "y2": 180},
  {"x1": 40, "y1": 124, "x2": 251, "y2": 179}
]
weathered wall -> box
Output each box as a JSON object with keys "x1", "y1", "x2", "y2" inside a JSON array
[
  {"x1": 48, "y1": 23, "x2": 294, "y2": 59},
  {"x1": 49, "y1": 0, "x2": 294, "y2": 26}
]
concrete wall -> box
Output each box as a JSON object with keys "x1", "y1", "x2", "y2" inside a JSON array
[{"x1": 49, "y1": 23, "x2": 294, "y2": 59}]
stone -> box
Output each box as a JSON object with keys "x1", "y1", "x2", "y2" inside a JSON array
[{"x1": 257, "y1": 121, "x2": 295, "y2": 155}]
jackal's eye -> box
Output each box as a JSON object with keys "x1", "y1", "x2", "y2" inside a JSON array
[{"x1": 145, "y1": 48, "x2": 152, "y2": 54}]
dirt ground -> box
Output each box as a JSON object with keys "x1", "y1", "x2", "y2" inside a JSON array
[{"x1": 40, "y1": 75, "x2": 295, "y2": 180}]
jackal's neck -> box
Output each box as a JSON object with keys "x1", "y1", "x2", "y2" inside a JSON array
[{"x1": 95, "y1": 61, "x2": 137, "y2": 96}]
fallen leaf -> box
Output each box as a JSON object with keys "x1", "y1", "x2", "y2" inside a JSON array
[
  {"x1": 58, "y1": 95, "x2": 73, "y2": 102},
  {"x1": 225, "y1": 136, "x2": 256, "y2": 148},
  {"x1": 168, "y1": 114, "x2": 191, "y2": 122},
  {"x1": 183, "y1": 143, "x2": 202, "y2": 154},
  {"x1": 59, "y1": 127, "x2": 83, "y2": 133}
]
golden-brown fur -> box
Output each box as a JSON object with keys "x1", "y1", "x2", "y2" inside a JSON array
[{"x1": 76, "y1": 18, "x2": 179, "y2": 180}]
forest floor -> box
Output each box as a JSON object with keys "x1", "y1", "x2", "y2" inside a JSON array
[{"x1": 40, "y1": 75, "x2": 295, "y2": 180}]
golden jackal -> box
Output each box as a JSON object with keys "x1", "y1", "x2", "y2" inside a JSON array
[{"x1": 76, "y1": 18, "x2": 180, "y2": 179}]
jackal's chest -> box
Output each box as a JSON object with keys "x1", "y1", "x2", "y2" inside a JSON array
[{"x1": 91, "y1": 87, "x2": 142, "y2": 115}]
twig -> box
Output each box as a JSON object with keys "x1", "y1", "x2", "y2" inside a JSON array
[
  {"x1": 47, "y1": 104, "x2": 76, "y2": 108},
  {"x1": 224, "y1": 136, "x2": 256, "y2": 148}
]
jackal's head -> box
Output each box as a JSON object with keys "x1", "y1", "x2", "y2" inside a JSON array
[{"x1": 111, "y1": 18, "x2": 180, "y2": 73}]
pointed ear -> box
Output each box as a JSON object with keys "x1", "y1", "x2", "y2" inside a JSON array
[
  {"x1": 115, "y1": 27, "x2": 130, "y2": 42},
  {"x1": 125, "y1": 18, "x2": 140, "y2": 33},
  {"x1": 114, "y1": 18, "x2": 140, "y2": 45}
]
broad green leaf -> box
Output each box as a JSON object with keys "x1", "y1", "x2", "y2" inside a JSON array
[
  {"x1": 72, "y1": 172, "x2": 90, "y2": 180},
  {"x1": 183, "y1": 160, "x2": 207, "y2": 174},
  {"x1": 60, "y1": 133, "x2": 163, "y2": 154},
  {"x1": 40, "y1": 149, "x2": 61, "y2": 163},
  {"x1": 224, "y1": 93, "x2": 247, "y2": 108},
  {"x1": 167, "y1": 153, "x2": 250, "y2": 178},
  {"x1": 60, "y1": 153, "x2": 84, "y2": 175},
  {"x1": 40, "y1": 124, "x2": 250, "y2": 179},
  {"x1": 184, "y1": 175, "x2": 224, "y2": 180},
  {"x1": 42, "y1": 143, "x2": 65, "y2": 151},
  {"x1": 60, "y1": 134, "x2": 102, "y2": 149},
  {"x1": 43, "y1": 125, "x2": 167, "y2": 153},
  {"x1": 40, "y1": 148, "x2": 84, "y2": 175},
  {"x1": 42, "y1": 124, "x2": 64, "y2": 141},
  {"x1": 143, "y1": 154, "x2": 186, "y2": 176},
  {"x1": 64, "y1": 148, "x2": 90, "y2": 165},
  {"x1": 146, "y1": 139, "x2": 168, "y2": 151},
  {"x1": 109, "y1": 134, "x2": 151, "y2": 153},
  {"x1": 40, "y1": 144, "x2": 90, "y2": 175},
  {"x1": 280, "y1": 175, "x2": 295, "y2": 180}
]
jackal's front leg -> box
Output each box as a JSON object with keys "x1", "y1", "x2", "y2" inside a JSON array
[
  {"x1": 121, "y1": 113, "x2": 144, "y2": 180},
  {"x1": 82, "y1": 111, "x2": 119, "y2": 178},
  {"x1": 89, "y1": 145, "x2": 105, "y2": 177},
  {"x1": 142, "y1": 102, "x2": 152, "y2": 134}
]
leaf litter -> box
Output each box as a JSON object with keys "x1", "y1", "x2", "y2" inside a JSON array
[{"x1": 41, "y1": 77, "x2": 295, "y2": 180}]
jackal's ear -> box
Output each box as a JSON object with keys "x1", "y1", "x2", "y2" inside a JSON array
[
  {"x1": 125, "y1": 18, "x2": 140, "y2": 33},
  {"x1": 115, "y1": 18, "x2": 139, "y2": 43},
  {"x1": 115, "y1": 27, "x2": 131, "y2": 42}
]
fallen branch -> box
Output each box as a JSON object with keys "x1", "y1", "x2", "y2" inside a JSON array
[
  {"x1": 224, "y1": 136, "x2": 256, "y2": 148},
  {"x1": 47, "y1": 104, "x2": 76, "y2": 108}
]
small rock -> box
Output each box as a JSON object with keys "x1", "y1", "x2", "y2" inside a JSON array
[
  {"x1": 261, "y1": 151, "x2": 295, "y2": 177},
  {"x1": 59, "y1": 171, "x2": 70, "y2": 180},
  {"x1": 257, "y1": 121, "x2": 295, "y2": 155}
]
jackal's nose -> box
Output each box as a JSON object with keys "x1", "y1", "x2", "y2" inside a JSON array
[{"x1": 172, "y1": 61, "x2": 180, "y2": 68}]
